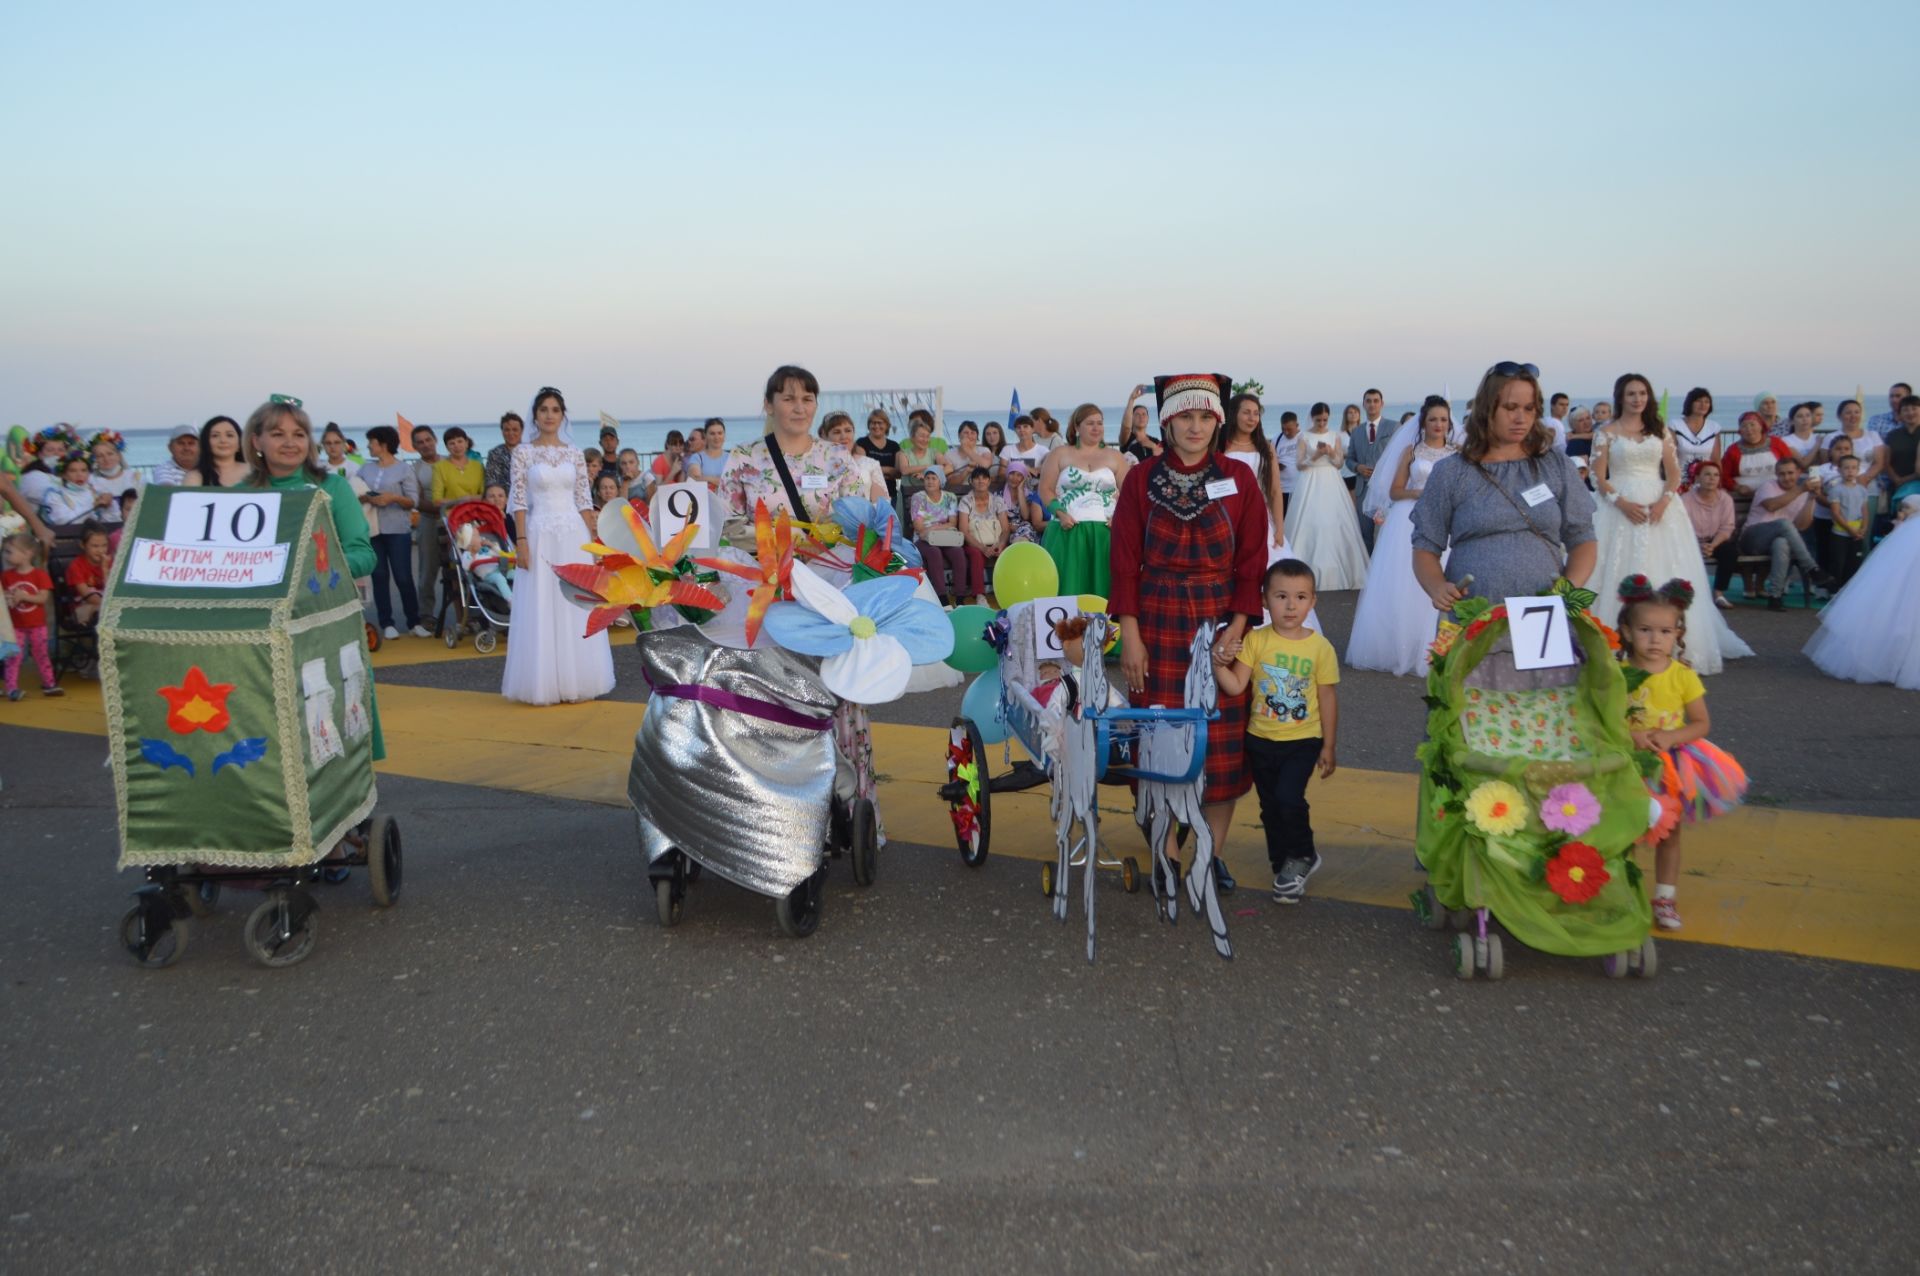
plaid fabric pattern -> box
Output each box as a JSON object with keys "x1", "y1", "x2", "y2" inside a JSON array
[{"x1": 1135, "y1": 496, "x2": 1250, "y2": 805}]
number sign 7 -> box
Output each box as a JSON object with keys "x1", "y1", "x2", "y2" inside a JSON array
[{"x1": 1503, "y1": 594, "x2": 1577, "y2": 671}]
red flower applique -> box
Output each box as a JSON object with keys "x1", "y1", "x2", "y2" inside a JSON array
[
  {"x1": 156, "y1": 666, "x2": 235, "y2": 735},
  {"x1": 1545, "y1": 842, "x2": 1609, "y2": 904}
]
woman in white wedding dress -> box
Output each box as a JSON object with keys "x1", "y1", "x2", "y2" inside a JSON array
[
  {"x1": 1217, "y1": 391, "x2": 1320, "y2": 630},
  {"x1": 501, "y1": 386, "x2": 616, "y2": 705},
  {"x1": 1282, "y1": 407, "x2": 1371, "y2": 591},
  {"x1": 1803, "y1": 496, "x2": 1920, "y2": 689},
  {"x1": 1589, "y1": 373, "x2": 1751, "y2": 675},
  {"x1": 1348, "y1": 396, "x2": 1458, "y2": 675}
]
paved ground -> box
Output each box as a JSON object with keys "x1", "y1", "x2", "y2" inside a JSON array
[{"x1": 4, "y1": 589, "x2": 1918, "y2": 1273}]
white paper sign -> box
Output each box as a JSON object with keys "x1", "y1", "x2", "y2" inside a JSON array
[
  {"x1": 651, "y1": 481, "x2": 715, "y2": 550},
  {"x1": 1504, "y1": 594, "x2": 1577, "y2": 671},
  {"x1": 162, "y1": 492, "x2": 282, "y2": 548},
  {"x1": 1028, "y1": 595, "x2": 1078, "y2": 663},
  {"x1": 124, "y1": 538, "x2": 290, "y2": 588}
]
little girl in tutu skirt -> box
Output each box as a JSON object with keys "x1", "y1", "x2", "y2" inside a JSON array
[{"x1": 1617, "y1": 575, "x2": 1748, "y2": 931}]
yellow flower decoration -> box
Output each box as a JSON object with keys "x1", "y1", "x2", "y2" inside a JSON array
[{"x1": 1465, "y1": 780, "x2": 1529, "y2": 837}]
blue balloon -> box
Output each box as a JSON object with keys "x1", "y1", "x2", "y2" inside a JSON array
[{"x1": 960, "y1": 668, "x2": 1011, "y2": 745}]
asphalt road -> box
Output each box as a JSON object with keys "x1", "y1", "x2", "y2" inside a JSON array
[{"x1": 2, "y1": 718, "x2": 1916, "y2": 1274}]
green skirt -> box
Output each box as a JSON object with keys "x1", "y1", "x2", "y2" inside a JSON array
[{"x1": 1043, "y1": 520, "x2": 1110, "y2": 598}]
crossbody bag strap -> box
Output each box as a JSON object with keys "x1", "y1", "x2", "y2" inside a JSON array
[
  {"x1": 1470, "y1": 459, "x2": 1564, "y2": 556},
  {"x1": 764, "y1": 433, "x2": 813, "y2": 523}
]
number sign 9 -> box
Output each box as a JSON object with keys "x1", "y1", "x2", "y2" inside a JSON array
[
  {"x1": 651, "y1": 481, "x2": 714, "y2": 549},
  {"x1": 162, "y1": 492, "x2": 282, "y2": 548}
]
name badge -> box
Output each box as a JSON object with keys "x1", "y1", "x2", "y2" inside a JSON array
[
  {"x1": 1520, "y1": 483, "x2": 1554, "y2": 507},
  {"x1": 1204, "y1": 478, "x2": 1238, "y2": 500},
  {"x1": 801, "y1": 473, "x2": 830, "y2": 491}
]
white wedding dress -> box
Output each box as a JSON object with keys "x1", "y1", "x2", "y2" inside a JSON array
[
  {"x1": 1225, "y1": 449, "x2": 1319, "y2": 631},
  {"x1": 1282, "y1": 428, "x2": 1371, "y2": 592},
  {"x1": 1347, "y1": 443, "x2": 1452, "y2": 676},
  {"x1": 1803, "y1": 512, "x2": 1920, "y2": 689},
  {"x1": 501, "y1": 443, "x2": 616, "y2": 705},
  {"x1": 1589, "y1": 432, "x2": 1751, "y2": 675}
]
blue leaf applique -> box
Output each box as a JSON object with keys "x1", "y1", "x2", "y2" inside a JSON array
[
  {"x1": 212, "y1": 737, "x2": 269, "y2": 774},
  {"x1": 138, "y1": 738, "x2": 196, "y2": 777}
]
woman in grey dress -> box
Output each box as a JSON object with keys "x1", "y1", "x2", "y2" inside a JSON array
[{"x1": 1412, "y1": 363, "x2": 1597, "y2": 608}]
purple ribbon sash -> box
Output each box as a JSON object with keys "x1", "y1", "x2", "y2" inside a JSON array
[{"x1": 647, "y1": 679, "x2": 833, "y2": 732}]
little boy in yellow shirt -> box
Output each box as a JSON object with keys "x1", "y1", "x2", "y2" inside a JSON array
[{"x1": 1212, "y1": 559, "x2": 1340, "y2": 903}]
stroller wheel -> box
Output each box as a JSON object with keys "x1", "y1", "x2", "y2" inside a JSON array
[
  {"x1": 119, "y1": 906, "x2": 188, "y2": 969},
  {"x1": 474, "y1": 628, "x2": 498, "y2": 655},
  {"x1": 1039, "y1": 861, "x2": 1055, "y2": 898},
  {"x1": 364, "y1": 623, "x2": 381, "y2": 653},
  {"x1": 367, "y1": 815, "x2": 403, "y2": 907},
  {"x1": 1482, "y1": 932, "x2": 1505, "y2": 981},
  {"x1": 1448, "y1": 907, "x2": 1475, "y2": 931},
  {"x1": 655, "y1": 878, "x2": 682, "y2": 927},
  {"x1": 1452, "y1": 932, "x2": 1476, "y2": 980},
  {"x1": 775, "y1": 871, "x2": 823, "y2": 939},
  {"x1": 242, "y1": 891, "x2": 319, "y2": 969},
  {"x1": 1633, "y1": 937, "x2": 1658, "y2": 979},
  {"x1": 444, "y1": 625, "x2": 460, "y2": 649},
  {"x1": 848, "y1": 798, "x2": 878, "y2": 888},
  {"x1": 1600, "y1": 950, "x2": 1631, "y2": 979},
  {"x1": 1121, "y1": 857, "x2": 1141, "y2": 894}
]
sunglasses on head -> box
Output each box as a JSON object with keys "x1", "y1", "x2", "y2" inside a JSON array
[{"x1": 1491, "y1": 361, "x2": 1540, "y2": 378}]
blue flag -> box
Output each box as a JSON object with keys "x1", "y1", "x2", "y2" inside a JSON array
[{"x1": 1006, "y1": 388, "x2": 1022, "y2": 432}]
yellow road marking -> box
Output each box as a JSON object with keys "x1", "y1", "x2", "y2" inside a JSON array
[{"x1": 10, "y1": 678, "x2": 1918, "y2": 971}]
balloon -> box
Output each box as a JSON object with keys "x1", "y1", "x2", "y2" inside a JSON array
[
  {"x1": 1075, "y1": 593, "x2": 1120, "y2": 653},
  {"x1": 961, "y1": 667, "x2": 1011, "y2": 745},
  {"x1": 945, "y1": 604, "x2": 999, "y2": 672},
  {"x1": 993, "y1": 542, "x2": 1059, "y2": 607}
]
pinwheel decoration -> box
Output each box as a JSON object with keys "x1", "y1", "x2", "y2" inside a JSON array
[
  {"x1": 695, "y1": 500, "x2": 794, "y2": 647},
  {"x1": 552, "y1": 503, "x2": 724, "y2": 637},
  {"x1": 761, "y1": 561, "x2": 954, "y2": 704}
]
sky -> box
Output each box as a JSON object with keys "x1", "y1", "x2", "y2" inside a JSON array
[{"x1": 2, "y1": 0, "x2": 1914, "y2": 427}]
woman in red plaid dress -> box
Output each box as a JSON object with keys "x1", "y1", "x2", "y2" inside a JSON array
[{"x1": 1110, "y1": 374, "x2": 1270, "y2": 890}]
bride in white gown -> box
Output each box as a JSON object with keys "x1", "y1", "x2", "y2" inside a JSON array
[
  {"x1": 1283, "y1": 412, "x2": 1371, "y2": 591},
  {"x1": 1348, "y1": 396, "x2": 1458, "y2": 675},
  {"x1": 501, "y1": 386, "x2": 616, "y2": 705},
  {"x1": 1589, "y1": 374, "x2": 1751, "y2": 675}
]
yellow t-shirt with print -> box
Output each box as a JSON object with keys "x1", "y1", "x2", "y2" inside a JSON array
[
  {"x1": 1626, "y1": 660, "x2": 1705, "y2": 732},
  {"x1": 1237, "y1": 626, "x2": 1339, "y2": 742}
]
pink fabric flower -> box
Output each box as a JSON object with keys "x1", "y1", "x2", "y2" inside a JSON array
[{"x1": 1541, "y1": 782, "x2": 1602, "y2": 838}]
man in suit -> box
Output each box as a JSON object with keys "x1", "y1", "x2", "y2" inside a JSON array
[{"x1": 1347, "y1": 387, "x2": 1390, "y2": 550}]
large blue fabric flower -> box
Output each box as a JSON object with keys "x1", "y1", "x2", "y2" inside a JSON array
[
  {"x1": 831, "y1": 496, "x2": 921, "y2": 569},
  {"x1": 762, "y1": 562, "x2": 953, "y2": 703}
]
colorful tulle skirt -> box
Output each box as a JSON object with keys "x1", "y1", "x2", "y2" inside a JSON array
[{"x1": 1646, "y1": 739, "x2": 1747, "y2": 844}]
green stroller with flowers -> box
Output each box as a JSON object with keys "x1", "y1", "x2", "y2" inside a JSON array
[{"x1": 1412, "y1": 580, "x2": 1658, "y2": 980}]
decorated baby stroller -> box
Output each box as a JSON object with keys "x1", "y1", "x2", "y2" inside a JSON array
[
  {"x1": 103, "y1": 486, "x2": 402, "y2": 969},
  {"x1": 439, "y1": 497, "x2": 512, "y2": 654},
  {"x1": 1411, "y1": 582, "x2": 1657, "y2": 980},
  {"x1": 940, "y1": 595, "x2": 1225, "y2": 963},
  {"x1": 559, "y1": 497, "x2": 951, "y2": 939}
]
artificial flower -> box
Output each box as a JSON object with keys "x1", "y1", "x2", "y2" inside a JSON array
[
  {"x1": 1646, "y1": 788, "x2": 1683, "y2": 846},
  {"x1": 156, "y1": 666, "x2": 235, "y2": 735},
  {"x1": 1540, "y1": 782, "x2": 1602, "y2": 837},
  {"x1": 830, "y1": 496, "x2": 922, "y2": 570},
  {"x1": 761, "y1": 561, "x2": 953, "y2": 704},
  {"x1": 553, "y1": 503, "x2": 722, "y2": 635},
  {"x1": 1545, "y1": 841, "x2": 1609, "y2": 904},
  {"x1": 1464, "y1": 780, "x2": 1528, "y2": 837},
  {"x1": 696, "y1": 499, "x2": 794, "y2": 647}
]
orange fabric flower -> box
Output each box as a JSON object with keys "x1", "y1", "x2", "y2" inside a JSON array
[
  {"x1": 1545, "y1": 842, "x2": 1609, "y2": 904},
  {"x1": 156, "y1": 666, "x2": 235, "y2": 735}
]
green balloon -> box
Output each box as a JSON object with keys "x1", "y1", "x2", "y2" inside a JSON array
[
  {"x1": 992, "y1": 542, "x2": 1059, "y2": 607},
  {"x1": 945, "y1": 604, "x2": 999, "y2": 672}
]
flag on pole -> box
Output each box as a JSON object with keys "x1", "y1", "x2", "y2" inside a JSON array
[
  {"x1": 1006, "y1": 388, "x2": 1022, "y2": 432},
  {"x1": 396, "y1": 413, "x2": 415, "y2": 450},
  {"x1": 1658, "y1": 388, "x2": 1670, "y2": 422},
  {"x1": 599, "y1": 411, "x2": 620, "y2": 437}
]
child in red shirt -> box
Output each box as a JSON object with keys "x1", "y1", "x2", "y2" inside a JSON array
[
  {"x1": 3, "y1": 533, "x2": 62, "y2": 699},
  {"x1": 64, "y1": 523, "x2": 113, "y2": 626}
]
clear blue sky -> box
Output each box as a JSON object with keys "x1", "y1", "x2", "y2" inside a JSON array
[{"x1": 3, "y1": 1, "x2": 1913, "y2": 426}]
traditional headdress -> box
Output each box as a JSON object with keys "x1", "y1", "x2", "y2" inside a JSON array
[
  {"x1": 90, "y1": 429, "x2": 127, "y2": 453},
  {"x1": 1617, "y1": 574, "x2": 1695, "y2": 612},
  {"x1": 1153, "y1": 374, "x2": 1231, "y2": 425},
  {"x1": 30, "y1": 423, "x2": 84, "y2": 456}
]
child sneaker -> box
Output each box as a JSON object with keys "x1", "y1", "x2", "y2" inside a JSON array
[
  {"x1": 1652, "y1": 897, "x2": 1683, "y2": 931},
  {"x1": 1272, "y1": 851, "x2": 1322, "y2": 904},
  {"x1": 42, "y1": 685, "x2": 64, "y2": 697},
  {"x1": 5, "y1": 689, "x2": 21, "y2": 702}
]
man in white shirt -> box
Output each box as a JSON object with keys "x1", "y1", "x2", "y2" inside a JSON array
[
  {"x1": 1273, "y1": 411, "x2": 1301, "y2": 495},
  {"x1": 149, "y1": 427, "x2": 199, "y2": 486},
  {"x1": 1545, "y1": 393, "x2": 1570, "y2": 451}
]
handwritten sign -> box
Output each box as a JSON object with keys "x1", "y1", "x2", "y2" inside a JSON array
[
  {"x1": 125, "y1": 538, "x2": 290, "y2": 588},
  {"x1": 1028, "y1": 595, "x2": 1077, "y2": 664},
  {"x1": 652, "y1": 481, "x2": 715, "y2": 550},
  {"x1": 1504, "y1": 594, "x2": 1577, "y2": 671},
  {"x1": 162, "y1": 493, "x2": 281, "y2": 549}
]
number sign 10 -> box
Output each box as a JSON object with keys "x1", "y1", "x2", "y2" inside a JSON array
[{"x1": 162, "y1": 492, "x2": 283, "y2": 548}]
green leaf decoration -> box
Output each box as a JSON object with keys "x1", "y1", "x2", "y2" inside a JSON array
[
  {"x1": 1453, "y1": 596, "x2": 1493, "y2": 623},
  {"x1": 1620, "y1": 665, "x2": 1651, "y2": 695},
  {"x1": 1552, "y1": 577, "x2": 1599, "y2": 613},
  {"x1": 1623, "y1": 858, "x2": 1644, "y2": 888}
]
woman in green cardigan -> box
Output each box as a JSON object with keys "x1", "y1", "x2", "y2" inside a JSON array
[{"x1": 242, "y1": 400, "x2": 385, "y2": 760}]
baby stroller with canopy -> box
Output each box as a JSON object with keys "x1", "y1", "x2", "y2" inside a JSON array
[{"x1": 439, "y1": 498, "x2": 513, "y2": 654}]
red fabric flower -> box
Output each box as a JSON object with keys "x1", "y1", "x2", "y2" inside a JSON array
[
  {"x1": 1545, "y1": 842, "x2": 1609, "y2": 904},
  {"x1": 156, "y1": 666, "x2": 235, "y2": 735}
]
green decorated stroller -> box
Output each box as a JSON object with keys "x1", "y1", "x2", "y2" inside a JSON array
[{"x1": 1412, "y1": 582, "x2": 1657, "y2": 980}]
